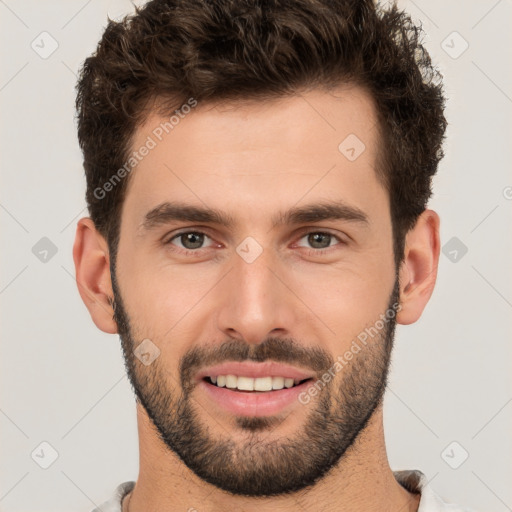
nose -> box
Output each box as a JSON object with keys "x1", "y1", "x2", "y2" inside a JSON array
[{"x1": 215, "y1": 245, "x2": 299, "y2": 345}]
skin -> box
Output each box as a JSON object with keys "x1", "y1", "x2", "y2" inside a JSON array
[{"x1": 73, "y1": 86, "x2": 439, "y2": 512}]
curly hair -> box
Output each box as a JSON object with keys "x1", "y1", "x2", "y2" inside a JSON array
[{"x1": 76, "y1": 0, "x2": 447, "y2": 267}]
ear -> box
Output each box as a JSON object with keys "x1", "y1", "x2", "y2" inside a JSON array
[
  {"x1": 72, "y1": 217, "x2": 118, "y2": 334},
  {"x1": 396, "y1": 209, "x2": 440, "y2": 325}
]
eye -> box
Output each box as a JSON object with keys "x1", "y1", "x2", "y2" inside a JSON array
[
  {"x1": 166, "y1": 231, "x2": 215, "y2": 251},
  {"x1": 295, "y1": 231, "x2": 344, "y2": 252}
]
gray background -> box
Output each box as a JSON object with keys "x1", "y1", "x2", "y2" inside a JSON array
[{"x1": 0, "y1": 0, "x2": 511, "y2": 511}]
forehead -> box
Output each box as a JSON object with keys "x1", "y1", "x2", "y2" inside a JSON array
[{"x1": 122, "y1": 86, "x2": 384, "y2": 227}]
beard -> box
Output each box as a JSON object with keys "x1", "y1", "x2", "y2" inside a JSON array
[{"x1": 111, "y1": 266, "x2": 399, "y2": 497}]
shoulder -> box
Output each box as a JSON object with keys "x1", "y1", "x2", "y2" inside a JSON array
[
  {"x1": 90, "y1": 481, "x2": 135, "y2": 512},
  {"x1": 394, "y1": 470, "x2": 479, "y2": 512}
]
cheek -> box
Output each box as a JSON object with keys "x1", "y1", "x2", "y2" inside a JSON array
[
  {"x1": 288, "y1": 253, "x2": 396, "y2": 343},
  {"x1": 120, "y1": 255, "x2": 220, "y2": 337}
]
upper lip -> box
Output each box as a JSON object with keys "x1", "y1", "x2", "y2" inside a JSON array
[{"x1": 196, "y1": 361, "x2": 315, "y2": 382}]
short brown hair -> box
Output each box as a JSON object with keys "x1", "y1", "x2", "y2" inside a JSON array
[{"x1": 76, "y1": 0, "x2": 447, "y2": 266}]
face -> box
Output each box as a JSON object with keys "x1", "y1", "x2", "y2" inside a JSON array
[{"x1": 111, "y1": 86, "x2": 398, "y2": 496}]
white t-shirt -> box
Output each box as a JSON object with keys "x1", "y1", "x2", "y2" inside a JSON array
[{"x1": 91, "y1": 470, "x2": 477, "y2": 512}]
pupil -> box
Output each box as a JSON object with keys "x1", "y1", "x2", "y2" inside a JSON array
[
  {"x1": 308, "y1": 233, "x2": 330, "y2": 249},
  {"x1": 182, "y1": 232, "x2": 204, "y2": 249}
]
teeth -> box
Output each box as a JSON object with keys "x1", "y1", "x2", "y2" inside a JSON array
[
  {"x1": 208, "y1": 375, "x2": 305, "y2": 391},
  {"x1": 237, "y1": 376, "x2": 255, "y2": 391},
  {"x1": 284, "y1": 378, "x2": 294, "y2": 388},
  {"x1": 254, "y1": 377, "x2": 272, "y2": 391},
  {"x1": 225, "y1": 375, "x2": 237, "y2": 388},
  {"x1": 272, "y1": 376, "x2": 284, "y2": 390}
]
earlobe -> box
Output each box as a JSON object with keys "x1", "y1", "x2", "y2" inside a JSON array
[
  {"x1": 72, "y1": 217, "x2": 118, "y2": 334},
  {"x1": 396, "y1": 209, "x2": 440, "y2": 325}
]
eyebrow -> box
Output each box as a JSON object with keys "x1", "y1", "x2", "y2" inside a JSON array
[{"x1": 138, "y1": 200, "x2": 369, "y2": 235}]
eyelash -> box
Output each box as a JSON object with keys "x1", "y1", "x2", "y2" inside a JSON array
[{"x1": 163, "y1": 230, "x2": 346, "y2": 257}]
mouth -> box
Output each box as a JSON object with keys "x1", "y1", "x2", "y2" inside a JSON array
[
  {"x1": 202, "y1": 375, "x2": 313, "y2": 392},
  {"x1": 198, "y1": 375, "x2": 315, "y2": 417}
]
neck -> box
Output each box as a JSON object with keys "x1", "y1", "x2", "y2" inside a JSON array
[{"x1": 124, "y1": 403, "x2": 419, "y2": 512}]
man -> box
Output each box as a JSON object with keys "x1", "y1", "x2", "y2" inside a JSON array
[{"x1": 72, "y1": 0, "x2": 475, "y2": 510}]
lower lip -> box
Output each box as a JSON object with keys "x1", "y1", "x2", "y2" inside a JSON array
[{"x1": 198, "y1": 378, "x2": 312, "y2": 417}]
